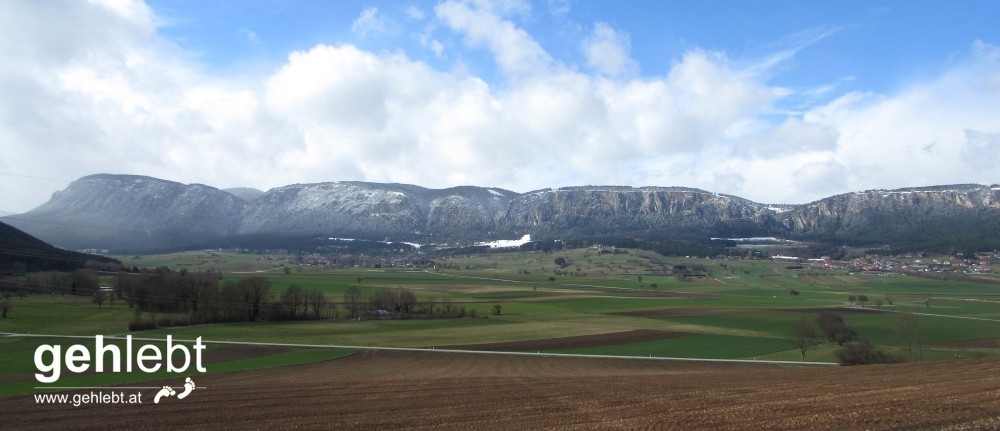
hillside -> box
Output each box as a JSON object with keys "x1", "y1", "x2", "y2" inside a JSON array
[{"x1": 0, "y1": 221, "x2": 117, "y2": 274}]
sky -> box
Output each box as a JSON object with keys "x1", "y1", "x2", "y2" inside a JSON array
[{"x1": 2, "y1": 0, "x2": 999, "y2": 214}]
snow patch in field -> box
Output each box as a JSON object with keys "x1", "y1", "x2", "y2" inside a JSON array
[{"x1": 328, "y1": 237, "x2": 421, "y2": 248}]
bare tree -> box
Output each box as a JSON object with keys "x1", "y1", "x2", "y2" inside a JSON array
[
  {"x1": 238, "y1": 276, "x2": 271, "y2": 321},
  {"x1": 305, "y1": 289, "x2": 327, "y2": 319},
  {"x1": 421, "y1": 297, "x2": 437, "y2": 315},
  {"x1": 857, "y1": 294, "x2": 868, "y2": 307},
  {"x1": 220, "y1": 281, "x2": 244, "y2": 322},
  {"x1": 396, "y1": 288, "x2": 417, "y2": 314},
  {"x1": 92, "y1": 290, "x2": 106, "y2": 308},
  {"x1": 440, "y1": 297, "x2": 455, "y2": 316},
  {"x1": 343, "y1": 286, "x2": 362, "y2": 318},
  {"x1": 181, "y1": 272, "x2": 216, "y2": 313},
  {"x1": 897, "y1": 313, "x2": 923, "y2": 362},
  {"x1": 280, "y1": 284, "x2": 305, "y2": 319},
  {"x1": 791, "y1": 318, "x2": 819, "y2": 361},
  {"x1": 72, "y1": 270, "x2": 100, "y2": 295}
]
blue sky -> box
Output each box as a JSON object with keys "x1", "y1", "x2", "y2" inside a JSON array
[
  {"x1": 148, "y1": 1, "x2": 995, "y2": 94},
  {"x1": 2, "y1": 0, "x2": 999, "y2": 213}
]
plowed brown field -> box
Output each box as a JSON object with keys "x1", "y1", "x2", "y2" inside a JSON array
[
  {"x1": 6, "y1": 350, "x2": 1000, "y2": 430},
  {"x1": 441, "y1": 329, "x2": 690, "y2": 351}
]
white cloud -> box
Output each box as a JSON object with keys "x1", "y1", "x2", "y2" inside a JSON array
[
  {"x1": 734, "y1": 118, "x2": 839, "y2": 158},
  {"x1": 404, "y1": 5, "x2": 426, "y2": 21},
  {"x1": 548, "y1": 0, "x2": 572, "y2": 16},
  {"x1": 0, "y1": 0, "x2": 301, "y2": 212},
  {"x1": 740, "y1": 25, "x2": 840, "y2": 79},
  {"x1": 582, "y1": 22, "x2": 637, "y2": 76},
  {"x1": 435, "y1": 0, "x2": 551, "y2": 75},
  {"x1": 238, "y1": 28, "x2": 261, "y2": 45},
  {"x1": 962, "y1": 129, "x2": 1000, "y2": 170},
  {"x1": 352, "y1": 6, "x2": 389, "y2": 38},
  {"x1": 2, "y1": 0, "x2": 999, "y2": 214},
  {"x1": 792, "y1": 160, "x2": 850, "y2": 199},
  {"x1": 796, "y1": 41, "x2": 1000, "y2": 195}
]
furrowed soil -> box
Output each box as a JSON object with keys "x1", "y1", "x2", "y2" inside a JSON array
[
  {"x1": 441, "y1": 329, "x2": 690, "y2": 351},
  {"x1": 6, "y1": 350, "x2": 1000, "y2": 430},
  {"x1": 613, "y1": 307, "x2": 747, "y2": 318}
]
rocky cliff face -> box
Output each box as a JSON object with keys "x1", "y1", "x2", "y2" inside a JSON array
[
  {"x1": 782, "y1": 184, "x2": 1000, "y2": 248},
  {"x1": 4, "y1": 175, "x2": 999, "y2": 253},
  {"x1": 500, "y1": 187, "x2": 778, "y2": 237}
]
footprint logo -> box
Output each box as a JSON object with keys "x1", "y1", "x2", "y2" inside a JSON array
[
  {"x1": 153, "y1": 386, "x2": 175, "y2": 404},
  {"x1": 176, "y1": 377, "x2": 196, "y2": 400}
]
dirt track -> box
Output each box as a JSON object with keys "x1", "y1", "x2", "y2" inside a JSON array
[{"x1": 5, "y1": 350, "x2": 1000, "y2": 430}]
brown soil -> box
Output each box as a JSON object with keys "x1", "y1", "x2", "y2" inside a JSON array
[
  {"x1": 788, "y1": 307, "x2": 885, "y2": 314},
  {"x1": 6, "y1": 350, "x2": 1000, "y2": 430},
  {"x1": 440, "y1": 329, "x2": 691, "y2": 351},
  {"x1": 613, "y1": 307, "x2": 746, "y2": 318}
]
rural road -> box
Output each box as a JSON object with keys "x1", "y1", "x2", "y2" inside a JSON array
[{"x1": 2, "y1": 331, "x2": 837, "y2": 366}]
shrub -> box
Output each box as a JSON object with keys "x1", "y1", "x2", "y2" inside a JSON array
[
  {"x1": 157, "y1": 314, "x2": 192, "y2": 328},
  {"x1": 836, "y1": 339, "x2": 899, "y2": 366},
  {"x1": 128, "y1": 314, "x2": 157, "y2": 331}
]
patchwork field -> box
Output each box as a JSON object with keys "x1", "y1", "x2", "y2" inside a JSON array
[{"x1": 3, "y1": 248, "x2": 1000, "y2": 428}]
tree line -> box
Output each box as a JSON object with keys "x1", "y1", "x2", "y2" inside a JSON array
[
  {"x1": 114, "y1": 270, "x2": 483, "y2": 330},
  {"x1": 111, "y1": 270, "x2": 329, "y2": 330},
  {"x1": 792, "y1": 311, "x2": 924, "y2": 366},
  {"x1": 341, "y1": 285, "x2": 482, "y2": 319}
]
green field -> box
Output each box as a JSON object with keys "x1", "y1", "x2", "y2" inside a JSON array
[{"x1": 3, "y1": 248, "x2": 999, "y2": 393}]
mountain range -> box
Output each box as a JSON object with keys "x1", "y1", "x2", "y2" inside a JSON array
[{"x1": 3, "y1": 174, "x2": 998, "y2": 254}]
